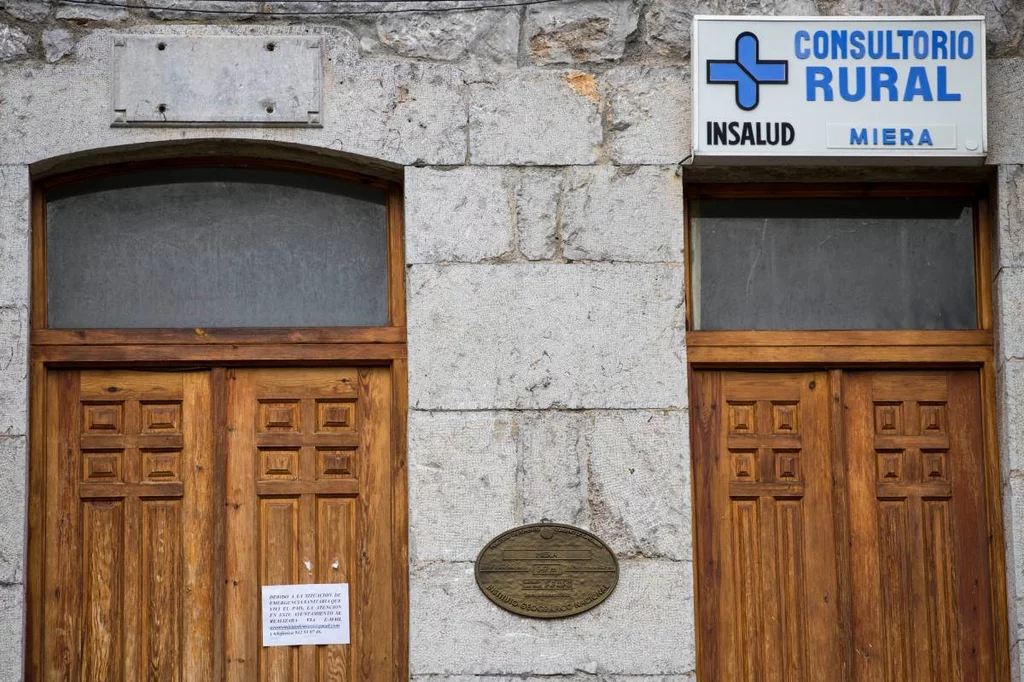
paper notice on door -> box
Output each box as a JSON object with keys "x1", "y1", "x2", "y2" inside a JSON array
[{"x1": 261, "y1": 583, "x2": 350, "y2": 647}]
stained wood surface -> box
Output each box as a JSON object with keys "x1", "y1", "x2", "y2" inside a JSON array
[
  {"x1": 693, "y1": 369, "x2": 1002, "y2": 682},
  {"x1": 36, "y1": 367, "x2": 397, "y2": 682}
]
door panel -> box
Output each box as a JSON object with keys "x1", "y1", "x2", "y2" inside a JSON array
[
  {"x1": 844, "y1": 371, "x2": 995, "y2": 682},
  {"x1": 37, "y1": 366, "x2": 396, "y2": 682},
  {"x1": 224, "y1": 368, "x2": 394, "y2": 682},
  {"x1": 694, "y1": 369, "x2": 999, "y2": 682},
  {"x1": 693, "y1": 371, "x2": 844, "y2": 681},
  {"x1": 42, "y1": 370, "x2": 215, "y2": 681}
]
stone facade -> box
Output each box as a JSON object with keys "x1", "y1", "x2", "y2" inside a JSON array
[{"x1": 0, "y1": 1, "x2": 1021, "y2": 681}]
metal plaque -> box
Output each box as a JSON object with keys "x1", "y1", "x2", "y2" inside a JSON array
[{"x1": 475, "y1": 523, "x2": 618, "y2": 619}]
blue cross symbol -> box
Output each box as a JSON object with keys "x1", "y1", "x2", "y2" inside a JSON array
[{"x1": 707, "y1": 32, "x2": 788, "y2": 111}]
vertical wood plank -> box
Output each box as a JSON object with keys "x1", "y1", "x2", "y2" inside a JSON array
[
  {"x1": 43, "y1": 371, "x2": 80, "y2": 680},
  {"x1": 225, "y1": 369, "x2": 259, "y2": 682},
  {"x1": 210, "y1": 367, "x2": 228, "y2": 682},
  {"x1": 387, "y1": 190, "x2": 406, "y2": 329},
  {"x1": 182, "y1": 371, "x2": 215, "y2": 680},
  {"x1": 690, "y1": 370, "x2": 720, "y2": 682},
  {"x1": 829, "y1": 369, "x2": 854, "y2": 682},
  {"x1": 25, "y1": 359, "x2": 47, "y2": 681},
  {"x1": 390, "y1": 357, "x2": 409, "y2": 682}
]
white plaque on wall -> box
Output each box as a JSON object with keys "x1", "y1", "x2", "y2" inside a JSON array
[
  {"x1": 112, "y1": 35, "x2": 323, "y2": 127},
  {"x1": 262, "y1": 583, "x2": 350, "y2": 647},
  {"x1": 692, "y1": 16, "x2": 987, "y2": 162}
]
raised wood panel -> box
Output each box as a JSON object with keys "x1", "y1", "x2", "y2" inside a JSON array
[
  {"x1": 694, "y1": 369, "x2": 1001, "y2": 682},
  {"x1": 845, "y1": 370, "x2": 995, "y2": 682},
  {"x1": 694, "y1": 371, "x2": 843, "y2": 682},
  {"x1": 41, "y1": 370, "x2": 214, "y2": 682},
  {"x1": 226, "y1": 367, "x2": 393, "y2": 682}
]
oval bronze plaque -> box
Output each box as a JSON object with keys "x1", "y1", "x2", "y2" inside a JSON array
[{"x1": 475, "y1": 523, "x2": 619, "y2": 618}]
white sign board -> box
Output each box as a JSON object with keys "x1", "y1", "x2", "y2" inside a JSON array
[
  {"x1": 692, "y1": 16, "x2": 987, "y2": 162},
  {"x1": 262, "y1": 583, "x2": 350, "y2": 647}
]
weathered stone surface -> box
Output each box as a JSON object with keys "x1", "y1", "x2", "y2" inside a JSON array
[
  {"x1": 409, "y1": 559, "x2": 694, "y2": 676},
  {"x1": 0, "y1": 167, "x2": 29, "y2": 308},
  {"x1": 0, "y1": 436, "x2": 25, "y2": 584},
  {"x1": 55, "y1": 0, "x2": 126, "y2": 21},
  {"x1": 828, "y1": 0, "x2": 1023, "y2": 57},
  {"x1": 603, "y1": 67, "x2": 690, "y2": 165},
  {"x1": 408, "y1": 410, "x2": 518, "y2": 562},
  {"x1": 525, "y1": 0, "x2": 638, "y2": 65},
  {"x1": 333, "y1": 59, "x2": 468, "y2": 165},
  {"x1": 520, "y1": 411, "x2": 588, "y2": 525},
  {"x1": 999, "y1": 360, "x2": 1024, "y2": 477},
  {"x1": 999, "y1": 165, "x2": 1024, "y2": 268},
  {"x1": 143, "y1": 0, "x2": 258, "y2": 20},
  {"x1": 407, "y1": 263, "x2": 686, "y2": 410},
  {"x1": 1008, "y1": 476, "x2": 1024, "y2": 658},
  {"x1": 988, "y1": 60, "x2": 1024, "y2": 165},
  {"x1": 0, "y1": 31, "x2": 465, "y2": 166},
  {"x1": 469, "y1": 70, "x2": 602, "y2": 165},
  {"x1": 375, "y1": 8, "x2": 517, "y2": 63},
  {"x1": 996, "y1": 267, "x2": 1024, "y2": 362},
  {"x1": 562, "y1": 165, "x2": 684, "y2": 262},
  {"x1": 0, "y1": 583, "x2": 24, "y2": 681},
  {"x1": 587, "y1": 410, "x2": 690, "y2": 560},
  {"x1": 406, "y1": 166, "x2": 515, "y2": 264},
  {"x1": 0, "y1": 307, "x2": 27, "y2": 438},
  {"x1": 0, "y1": 24, "x2": 28, "y2": 61},
  {"x1": 2, "y1": 0, "x2": 49, "y2": 21},
  {"x1": 516, "y1": 168, "x2": 562, "y2": 261},
  {"x1": 41, "y1": 27, "x2": 73, "y2": 62},
  {"x1": 644, "y1": 0, "x2": 819, "y2": 60}
]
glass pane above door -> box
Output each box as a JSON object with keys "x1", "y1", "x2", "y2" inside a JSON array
[
  {"x1": 46, "y1": 167, "x2": 389, "y2": 329},
  {"x1": 689, "y1": 196, "x2": 977, "y2": 330}
]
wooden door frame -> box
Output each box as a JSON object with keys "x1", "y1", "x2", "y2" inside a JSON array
[
  {"x1": 684, "y1": 183, "x2": 1011, "y2": 681},
  {"x1": 24, "y1": 157, "x2": 410, "y2": 682}
]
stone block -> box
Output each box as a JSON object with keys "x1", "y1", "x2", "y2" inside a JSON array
[
  {"x1": 0, "y1": 436, "x2": 25, "y2": 584},
  {"x1": 519, "y1": 411, "x2": 587, "y2": 526},
  {"x1": 999, "y1": 165, "x2": 1024, "y2": 268},
  {"x1": 55, "y1": 0, "x2": 126, "y2": 21},
  {"x1": 42, "y1": 28, "x2": 74, "y2": 63},
  {"x1": 2, "y1": 0, "x2": 49, "y2": 21},
  {"x1": 603, "y1": 67, "x2": 690, "y2": 165},
  {"x1": 0, "y1": 583, "x2": 23, "y2": 682},
  {"x1": 524, "y1": 0, "x2": 638, "y2": 65},
  {"x1": 0, "y1": 29, "x2": 465, "y2": 167},
  {"x1": 586, "y1": 410, "x2": 690, "y2": 560},
  {"x1": 0, "y1": 24, "x2": 28, "y2": 61},
  {"x1": 516, "y1": 168, "x2": 562, "y2": 261},
  {"x1": 405, "y1": 167, "x2": 515, "y2": 264},
  {"x1": 407, "y1": 263, "x2": 686, "y2": 410},
  {"x1": 469, "y1": 70, "x2": 602, "y2": 165},
  {"x1": 996, "y1": 267, "x2": 1024, "y2": 362},
  {"x1": 1009, "y1": 477, "x2": 1024, "y2": 625},
  {"x1": 0, "y1": 167, "x2": 29, "y2": 308},
  {"x1": 643, "y1": 0, "x2": 818, "y2": 61},
  {"x1": 0, "y1": 307, "x2": 27, "y2": 438},
  {"x1": 998, "y1": 360, "x2": 1024, "y2": 477},
  {"x1": 375, "y1": 8, "x2": 518, "y2": 64},
  {"x1": 409, "y1": 559, "x2": 694, "y2": 676},
  {"x1": 562, "y1": 165, "x2": 684, "y2": 262},
  {"x1": 988, "y1": 60, "x2": 1024, "y2": 165},
  {"x1": 408, "y1": 410, "x2": 518, "y2": 562}
]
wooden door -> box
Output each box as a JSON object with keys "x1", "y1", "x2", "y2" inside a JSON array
[
  {"x1": 224, "y1": 367, "x2": 394, "y2": 682},
  {"x1": 42, "y1": 370, "x2": 216, "y2": 680},
  {"x1": 692, "y1": 371, "x2": 845, "y2": 681},
  {"x1": 844, "y1": 371, "x2": 995, "y2": 682},
  {"x1": 692, "y1": 369, "x2": 998, "y2": 682},
  {"x1": 37, "y1": 367, "x2": 396, "y2": 682}
]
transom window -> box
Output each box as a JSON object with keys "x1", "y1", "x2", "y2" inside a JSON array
[
  {"x1": 688, "y1": 195, "x2": 978, "y2": 331},
  {"x1": 43, "y1": 165, "x2": 391, "y2": 329}
]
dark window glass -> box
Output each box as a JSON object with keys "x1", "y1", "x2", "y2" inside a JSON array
[
  {"x1": 690, "y1": 197, "x2": 976, "y2": 330},
  {"x1": 46, "y1": 167, "x2": 389, "y2": 328}
]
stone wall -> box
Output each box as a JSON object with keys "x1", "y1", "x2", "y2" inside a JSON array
[{"x1": 0, "y1": 1, "x2": 1021, "y2": 680}]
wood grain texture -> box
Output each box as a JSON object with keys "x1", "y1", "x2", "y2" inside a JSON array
[{"x1": 695, "y1": 369, "x2": 1004, "y2": 682}]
